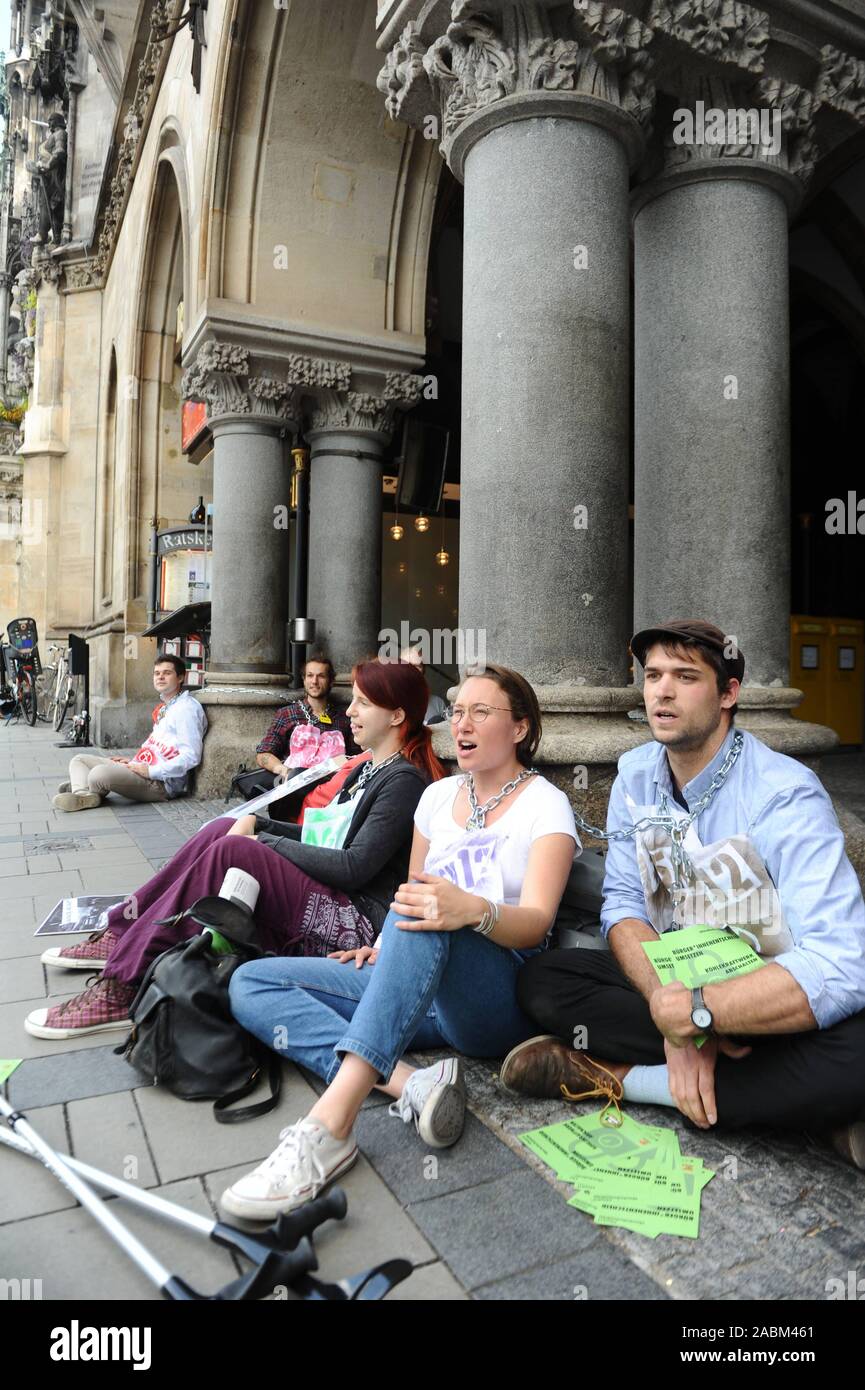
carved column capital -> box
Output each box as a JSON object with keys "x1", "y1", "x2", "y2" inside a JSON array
[
  {"x1": 646, "y1": 0, "x2": 770, "y2": 78},
  {"x1": 305, "y1": 369, "x2": 424, "y2": 441},
  {"x1": 377, "y1": 1, "x2": 656, "y2": 179},
  {"x1": 181, "y1": 341, "x2": 302, "y2": 431}
]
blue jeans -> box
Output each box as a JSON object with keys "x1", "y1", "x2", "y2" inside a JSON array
[{"x1": 229, "y1": 909, "x2": 538, "y2": 1084}]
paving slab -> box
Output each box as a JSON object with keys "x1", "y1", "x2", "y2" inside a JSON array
[
  {"x1": 405, "y1": 1167, "x2": 637, "y2": 1292},
  {"x1": 354, "y1": 1106, "x2": 523, "y2": 1204},
  {"x1": 67, "y1": 1091, "x2": 159, "y2": 1187},
  {"x1": 58, "y1": 847, "x2": 149, "y2": 869},
  {"x1": 7, "y1": 1044, "x2": 140, "y2": 1109},
  {"x1": 134, "y1": 1066, "x2": 321, "y2": 1184},
  {"x1": 0, "y1": 918, "x2": 64, "y2": 960},
  {"x1": 78, "y1": 868, "x2": 147, "y2": 893},
  {"x1": 24, "y1": 855, "x2": 64, "y2": 873},
  {"x1": 0, "y1": 1103, "x2": 76, "y2": 1225},
  {"x1": 206, "y1": 1153, "x2": 438, "y2": 1279},
  {"x1": 0, "y1": 1176, "x2": 236, "y2": 1300},
  {"x1": 0, "y1": 955, "x2": 45, "y2": 1004},
  {"x1": 1, "y1": 869, "x2": 84, "y2": 900},
  {"x1": 473, "y1": 1246, "x2": 670, "y2": 1301}
]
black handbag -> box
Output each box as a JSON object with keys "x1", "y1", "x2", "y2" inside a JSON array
[
  {"x1": 115, "y1": 896, "x2": 282, "y2": 1124},
  {"x1": 226, "y1": 765, "x2": 277, "y2": 802}
]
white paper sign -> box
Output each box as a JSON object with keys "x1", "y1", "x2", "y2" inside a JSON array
[{"x1": 424, "y1": 828, "x2": 506, "y2": 902}]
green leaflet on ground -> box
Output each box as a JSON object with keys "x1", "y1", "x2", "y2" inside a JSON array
[
  {"x1": 524, "y1": 1107, "x2": 716, "y2": 1238},
  {"x1": 642, "y1": 923, "x2": 765, "y2": 989},
  {"x1": 0, "y1": 1059, "x2": 23, "y2": 1085},
  {"x1": 519, "y1": 1110, "x2": 674, "y2": 1183}
]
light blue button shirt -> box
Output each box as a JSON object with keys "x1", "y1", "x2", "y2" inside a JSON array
[{"x1": 600, "y1": 726, "x2": 865, "y2": 1029}]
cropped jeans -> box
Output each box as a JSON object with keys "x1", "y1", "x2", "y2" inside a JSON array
[{"x1": 230, "y1": 908, "x2": 539, "y2": 1084}]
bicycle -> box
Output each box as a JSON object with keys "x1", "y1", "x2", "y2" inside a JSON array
[
  {"x1": 0, "y1": 618, "x2": 41, "y2": 727},
  {"x1": 36, "y1": 641, "x2": 78, "y2": 731}
]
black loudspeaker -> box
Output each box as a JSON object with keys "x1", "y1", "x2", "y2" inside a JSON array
[
  {"x1": 396, "y1": 419, "x2": 450, "y2": 514},
  {"x1": 68, "y1": 633, "x2": 89, "y2": 677}
]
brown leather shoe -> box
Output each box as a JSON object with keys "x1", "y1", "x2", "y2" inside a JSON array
[
  {"x1": 829, "y1": 1121, "x2": 865, "y2": 1171},
  {"x1": 499, "y1": 1035, "x2": 624, "y2": 1108}
]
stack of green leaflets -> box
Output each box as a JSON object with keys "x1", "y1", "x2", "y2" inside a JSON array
[
  {"x1": 643, "y1": 922, "x2": 765, "y2": 1047},
  {"x1": 642, "y1": 922, "x2": 765, "y2": 989},
  {"x1": 519, "y1": 1108, "x2": 714, "y2": 1238}
]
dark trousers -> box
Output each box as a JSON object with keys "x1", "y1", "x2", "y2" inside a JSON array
[{"x1": 517, "y1": 948, "x2": 865, "y2": 1131}]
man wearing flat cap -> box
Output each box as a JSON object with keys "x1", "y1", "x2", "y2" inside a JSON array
[{"x1": 501, "y1": 620, "x2": 865, "y2": 1170}]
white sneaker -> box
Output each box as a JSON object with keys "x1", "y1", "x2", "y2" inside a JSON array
[
  {"x1": 220, "y1": 1117, "x2": 357, "y2": 1221},
  {"x1": 389, "y1": 1057, "x2": 466, "y2": 1149}
]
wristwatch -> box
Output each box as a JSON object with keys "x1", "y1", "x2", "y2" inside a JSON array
[{"x1": 690, "y1": 986, "x2": 714, "y2": 1033}]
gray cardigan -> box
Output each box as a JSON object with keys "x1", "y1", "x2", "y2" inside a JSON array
[{"x1": 254, "y1": 758, "x2": 430, "y2": 930}]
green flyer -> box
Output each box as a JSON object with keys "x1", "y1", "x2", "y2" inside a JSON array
[
  {"x1": 642, "y1": 923, "x2": 765, "y2": 988},
  {"x1": 0, "y1": 1059, "x2": 23, "y2": 1085}
]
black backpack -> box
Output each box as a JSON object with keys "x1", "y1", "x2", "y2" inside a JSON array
[{"x1": 115, "y1": 897, "x2": 282, "y2": 1124}]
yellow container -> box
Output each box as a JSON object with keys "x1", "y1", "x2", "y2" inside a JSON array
[
  {"x1": 790, "y1": 616, "x2": 830, "y2": 730},
  {"x1": 791, "y1": 616, "x2": 865, "y2": 745},
  {"x1": 827, "y1": 619, "x2": 864, "y2": 745}
]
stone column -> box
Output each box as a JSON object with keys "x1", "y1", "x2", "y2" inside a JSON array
[
  {"x1": 630, "y1": 20, "x2": 859, "y2": 759},
  {"x1": 208, "y1": 418, "x2": 290, "y2": 674},
  {"x1": 181, "y1": 342, "x2": 300, "y2": 794},
  {"x1": 379, "y1": 1, "x2": 656, "y2": 814},
  {"x1": 305, "y1": 374, "x2": 422, "y2": 673}
]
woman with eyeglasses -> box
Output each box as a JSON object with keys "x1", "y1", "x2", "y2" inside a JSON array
[
  {"x1": 26, "y1": 660, "x2": 444, "y2": 1041},
  {"x1": 223, "y1": 662, "x2": 580, "y2": 1220}
]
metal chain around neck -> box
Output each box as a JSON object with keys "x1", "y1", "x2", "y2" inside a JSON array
[
  {"x1": 345, "y1": 750, "x2": 402, "y2": 799},
  {"x1": 573, "y1": 730, "x2": 745, "y2": 891},
  {"x1": 464, "y1": 768, "x2": 536, "y2": 831}
]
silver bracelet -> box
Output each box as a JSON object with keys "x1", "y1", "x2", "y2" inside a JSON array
[{"x1": 473, "y1": 898, "x2": 499, "y2": 937}]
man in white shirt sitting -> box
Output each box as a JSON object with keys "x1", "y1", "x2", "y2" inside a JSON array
[{"x1": 54, "y1": 653, "x2": 208, "y2": 812}]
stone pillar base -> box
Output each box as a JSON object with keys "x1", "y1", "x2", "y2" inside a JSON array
[
  {"x1": 429, "y1": 686, "x2": 864, "y2": 875},
  {"x1": 195, "y1": 672, "x2": 297, "y2": 798},
  {"x1": 735, "y1": 687, "x2": 839, "y2": 765}
]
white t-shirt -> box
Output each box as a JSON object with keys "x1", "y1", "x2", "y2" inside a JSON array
[{"x1": 414, "y1": 773, "x2": 580, "y2": 905}]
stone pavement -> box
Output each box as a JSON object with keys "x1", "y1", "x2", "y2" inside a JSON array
[{"x1": 1, "y1": 724, "x2": 864, "y2": 1302}]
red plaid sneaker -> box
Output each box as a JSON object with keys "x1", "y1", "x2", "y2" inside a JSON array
[
  {"x1": 25, "y1": 976, "x2": 136, "y2": 1039},
  {"x1": 41, "y1": 928, "x2": 121, "y2": 972}
]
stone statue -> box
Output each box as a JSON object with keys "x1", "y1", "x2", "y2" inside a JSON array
[{"x1": 26, "y1": 113, "x2": 67, "y2": 246}]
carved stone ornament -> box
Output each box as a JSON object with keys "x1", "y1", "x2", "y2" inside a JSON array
[
  {"x1": 64, "y1": 259, "x2": 102, "y2": 292},
  {"x1": 306, "y1": 375, "x2": 424, "y2": 437},
  {"x1": 92, "y1": 0, "x2": 173, "y2": 277},
  {"x1": 815, "y1": 46, "x2": 865, "y2": 125},
  {"x1": 182, "y1": 342, "x2": 301, "y2": 424},
  {"x1": 647, "y1": 0, "x2": 769, "y2": 76},
  {"x1": 377, "y1": 1, "x2": 658, "y2": 164},
  {"x1": 285, "y1": 354, "x2": 352, "y2": 389}
]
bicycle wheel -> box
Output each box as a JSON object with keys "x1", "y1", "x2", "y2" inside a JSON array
[
  {"x1": 34, "y1": 669, "x2": 55, "y2": 722},
  {"x1": 53, "y1": 674, "x2": 74, "y2": 732},
  {"x1": 18, "y1": 669, "x2": 37, "y2": 726}
]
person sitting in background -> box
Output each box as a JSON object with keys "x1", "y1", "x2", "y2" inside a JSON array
[
  {"x1": 28, "y1": 660, "x2": 443, "y2": 1040},
  {"x1": 53, "y1": 653, "x2": 207, "y2": 812},
  {"x1": 256, "y1": 654, "x2": 356, "y2": 779},
  {"x1": 400, "y1": 646, "x2": 448, "y2": 725}
]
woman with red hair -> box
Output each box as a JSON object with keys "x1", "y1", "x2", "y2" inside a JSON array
[{"x1": 26, "y1": 660, "x2": 445, "y2": 1040}]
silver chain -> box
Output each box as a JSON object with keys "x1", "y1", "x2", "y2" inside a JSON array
[
  {"x1": 573, "y1": 731, "x2": 745, "y2": 893},
  {"x1": 464, "y1": 768, "x2": 536, "y2": 830},
  {"x1": 344, "y1": 750, "x2": 402, "y2": 799}
]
